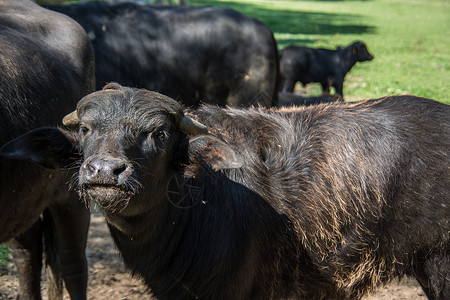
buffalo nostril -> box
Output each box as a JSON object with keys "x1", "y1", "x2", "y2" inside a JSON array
[
  {"x1": 84, "y1": 161, "x2": 100, "y2": 177},
  {"x1": 113, "y1": 164, "x2": 127, "y2": 177},
  {"x1": 86, "y1": 163, "x2": 98, "y2": 174}
]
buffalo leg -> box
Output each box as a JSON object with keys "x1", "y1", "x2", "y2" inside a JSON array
[
  {"x1": 332, "y1": 77, "x2": 344, "y2": 99},
  {"x1": 281, "y1": 79, "x2": 297, "y2": 93},
  {"x1": 415, "y1": 249, "x2": 450, "y2": 300},
  {"x1": 320, "y1": 80, "x2": 330, "y2": 95},
  {"x1": 7, "y1": 220, "x2": 43, "y2": 300},
  {"x1": 44, "y1": 194, "x2": 90, "y2": 300},
  {"x1": 424, "y1": 250, "x2": 450, "y2": 300}
]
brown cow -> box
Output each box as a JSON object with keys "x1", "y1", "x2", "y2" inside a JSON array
[{"x1": 1, "y1": 84, "x2": 448, "y2": 299}]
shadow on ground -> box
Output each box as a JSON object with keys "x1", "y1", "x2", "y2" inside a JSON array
[{"x1": 192, "y1": 0, "x2": 376, "y2": 47}]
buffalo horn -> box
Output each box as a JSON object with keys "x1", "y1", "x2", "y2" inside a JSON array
[
  {"x1": 179, "y1": 115, "x2": 208, "y2": 135},
  {"x1": 62, "y1": 110, "x2": 79, "y2": 126}
]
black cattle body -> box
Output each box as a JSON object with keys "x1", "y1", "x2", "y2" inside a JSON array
[
  {"x1": 0, "y1": 0, "x2": 95, "y2": 299},
  {"x1": 1, "y1": 83, "x2": 449, "y2": 300},
  {"x1": 47, "y1": 1, "x2": 279, "y2": 108},
  {"x1": 279, "y1": 41, "x2": 373, "y2": 98},
  {"x1": 278, "y1": 91, "x2": 343, "y2": 107}
]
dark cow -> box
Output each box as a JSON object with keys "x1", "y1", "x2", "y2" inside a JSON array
[
  {"x1": 47, "y1": 1, "x2": 279, "y2": 107},
  {"x1": 1, "y1": 83, "x2": 449, "y2": 299},
  {"x1": 278, "y1": 91, "x2": 342, "y2": 107},
  {"x1": 279, "y1": 41, "x2": 373, "y2": 98},
  {"x1": 0, "y1": 0, "x2": 95, "y2": 299}
]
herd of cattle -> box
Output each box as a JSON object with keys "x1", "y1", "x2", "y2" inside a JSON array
[{"x1": 0, "y1": 1, "x2": 448, "y2": 299}]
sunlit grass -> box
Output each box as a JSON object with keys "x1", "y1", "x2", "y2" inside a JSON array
[{"x1": 191, "y1": 0, "x2": 450, "y2": 103}]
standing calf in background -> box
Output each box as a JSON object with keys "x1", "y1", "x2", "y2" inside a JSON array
[
  {"x1": 1, "y1": 83, "x2": 448, "y2": 300},
  {"x1": 279, "y1": 41, "x2": 373, "y2": 98}
]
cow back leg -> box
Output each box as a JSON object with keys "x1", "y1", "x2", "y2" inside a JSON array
[
  {"x1": 43, "y1": 193, "x2": 90, "y2": 300},
  {"x1": 332, "y1": 77, "x2": 344, "y2": 99},
  {"x1": 320, "y1": 80, "x2": 331, "y2": 95},
  {"x1": 7, "y1": 220, "x2": 43, "y2": 300},
  {"x1": 281, "y1": 79, "x2": 297, "y2": 93}
]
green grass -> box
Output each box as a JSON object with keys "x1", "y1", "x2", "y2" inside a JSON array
[
  {"x1": 191, "y1": 0, "x2": 450, "y2": 103},
  {"x1": 0, "y1": 243, "x2": 11, "y2": 273}
]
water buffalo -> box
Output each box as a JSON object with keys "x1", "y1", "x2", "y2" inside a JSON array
[
  {"x1": 47, "y1": 1, "x2": 279, "y2": 107},
  {"x1": 1, "y1": 83, "x2": 448, "y2": 300},
  {"x1": 279, "y1": 41, "x2": 373, "y2": 98},
  {"x1": 0, "y1": 0, "x2": 95, "y2": 298}
]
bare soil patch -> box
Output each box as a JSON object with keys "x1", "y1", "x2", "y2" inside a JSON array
[{"x1": 1, "y1": 212, "x2": 426, "y2": 299}]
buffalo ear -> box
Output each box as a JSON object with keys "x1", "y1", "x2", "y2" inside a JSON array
[
  {"x1": 0, "y1": 127, "x2": 80, "y2": 170},
  {"x1": 187, "y1": 135, "x2": 243, "y2": 174}
]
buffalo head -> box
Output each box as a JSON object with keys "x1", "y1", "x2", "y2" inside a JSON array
[
  {"x1": 0, "y1": 83, "x2": 242, "y2": 218},
  {"x1": 350, "y1": 41, "x2": 374, "y2": 62}
]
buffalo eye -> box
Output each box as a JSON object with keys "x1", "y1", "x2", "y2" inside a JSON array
[
  {"x1": 153, "y1": 129, "x2": 167, "y2": 141},
  {"x1": 79, "y1": 125, "x2": 91, "y2": 137}
]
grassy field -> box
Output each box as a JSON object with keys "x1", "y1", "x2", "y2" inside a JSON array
[{"x1": 191, "y1": 0, "x2": 450, "y2": 103}]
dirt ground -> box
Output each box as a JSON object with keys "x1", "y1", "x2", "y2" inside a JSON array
[{"x1": 1, "y1": 212, "x2": 427, "y2": 300}]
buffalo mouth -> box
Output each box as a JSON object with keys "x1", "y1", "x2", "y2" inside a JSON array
[{"x1": 80, "y1": 184, "x2": 135, "y2": 214}]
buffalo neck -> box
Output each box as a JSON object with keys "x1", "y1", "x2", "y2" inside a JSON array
[
  {"x1": 103, "y1": 168, "x2": 297, "y2": 299},
  {"x1": 340, "y1": 48, "x2": 358, "y2": 74}
]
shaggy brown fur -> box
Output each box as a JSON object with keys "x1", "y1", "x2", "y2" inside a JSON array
[{"x1": 2, "y1": 84, "x2": 448, "y2": 299}]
